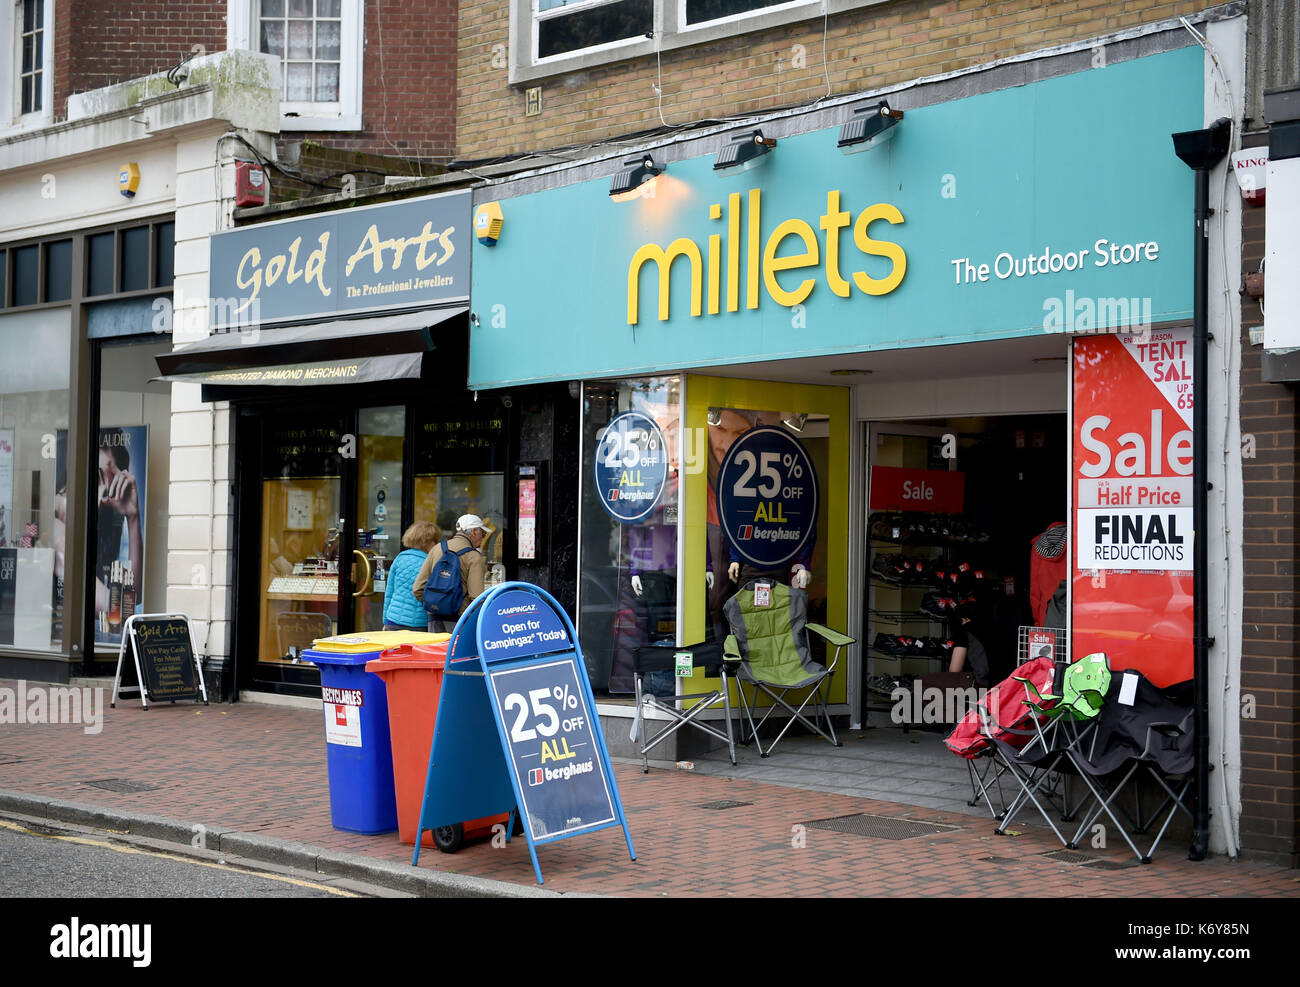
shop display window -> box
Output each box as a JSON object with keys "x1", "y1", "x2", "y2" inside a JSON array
[
  {"x1": 702, "y1": 405, "x2": 831, "y2": 655},
  {"x1": 578, "y1": 377, "x2": 681, "y2": 694},
  {"x1": 257, "y1": 415, "x2": 345, "y2": 663},
  {"x1": 0, "y1": 310, "x2": 70, "y2": 652},
  {"x1": 93, "y1": 338, "x2": 172, "y2": 651},
  {"x1": 413, "y1": 406, "x2": 507, "y2": 569}
]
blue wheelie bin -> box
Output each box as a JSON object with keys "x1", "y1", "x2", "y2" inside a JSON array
[{"x1": 303, "y1": 631, "x2": 446, "y2": 834}]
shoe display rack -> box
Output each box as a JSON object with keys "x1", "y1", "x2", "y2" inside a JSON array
[{"x1": 865, "y1": 511, "x2": 994, "y2": 712}]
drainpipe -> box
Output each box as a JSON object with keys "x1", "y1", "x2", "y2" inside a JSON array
[{"x1": 1171, "y1": 117, "x2": 1231, "y2": 861}]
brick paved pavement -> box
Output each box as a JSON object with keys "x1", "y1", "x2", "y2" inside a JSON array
[{"x1": 0, "y1": 684, "x2": 1296, "y2": 897}]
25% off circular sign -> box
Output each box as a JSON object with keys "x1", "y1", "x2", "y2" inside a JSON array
[
  {"x1": 593, "y1": 411, "x2": 669, "y2": 523},
  {"x1": 718, "y1": 426, "x2": 818, "y2": 568}
]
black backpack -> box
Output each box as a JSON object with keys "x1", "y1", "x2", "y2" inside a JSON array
[{"x1": 422, "y1": 540, "x2": 472, "y2": 618}]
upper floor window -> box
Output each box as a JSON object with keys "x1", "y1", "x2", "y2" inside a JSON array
[
  {"x1": 229, "y1": 0, "x2": 363, "y2": 131},
  {"x1": 535, "y1": 0, "x2": 652, "y2": 61},
  {"x1": 17, "y1": 0, "x2": 42, "y2": 115},
  {"x1": 514, "y1": 0, "x2": 881, "y2": 85},
  {"x1": 0, "y1": 0, "x2": 52, "y2": 128}
]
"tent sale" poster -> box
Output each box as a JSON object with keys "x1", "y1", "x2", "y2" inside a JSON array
[{"x1": 1071, "y1": 328, "x2": 1193, "y2": 686}]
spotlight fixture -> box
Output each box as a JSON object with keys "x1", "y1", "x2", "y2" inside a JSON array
[
  {"x1": 782, "y1": 413, "x2": 808, "y2": 432},
  {"x1": 714, "y1": 129, "x2": 777, "y2": 172},
  {"x1": 838, "y1": 100, "x2": 904, "y2": 154},
  {"x1": 610, "y1": 155, "x2": 662, "y2": 201},
  {"x1": 707, "y1": 408, "x2": 722, "y2": 426}
]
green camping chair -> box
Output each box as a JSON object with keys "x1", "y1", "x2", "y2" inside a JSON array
[
  {"x1": 722, "y1": 580, "x2": 854, "y2": 758},
  {"x1": 1021, "y1": 651, "x2": 1113, "y2": 727},
  {"x1": 992, "y1": 652, "x2": 1113, "y2": 839}
]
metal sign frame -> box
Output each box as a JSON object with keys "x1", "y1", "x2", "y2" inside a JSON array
[
  {"x1": 413, "y1": 581, "x2": 635, "y2": 885},
  {"x1": 110, "y1": 612, "x2": 210, "y2": 710}
]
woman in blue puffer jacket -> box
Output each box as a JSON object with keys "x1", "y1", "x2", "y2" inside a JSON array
[{"x1": 383, "y1": 521, "x2": 442, "y2": 631}]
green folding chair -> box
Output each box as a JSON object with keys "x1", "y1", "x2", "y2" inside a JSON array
[{"x1": 722, "y1": 580, "x2": 854, "y2": 758}]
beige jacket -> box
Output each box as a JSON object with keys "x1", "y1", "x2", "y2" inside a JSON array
[{"x1": 411, "y1": 533, "x2": 486, "y2": 615}]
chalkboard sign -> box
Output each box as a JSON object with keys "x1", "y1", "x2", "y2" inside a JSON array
[{"x1": 111, "y1": 613, "x2": 209, "y2": 709}]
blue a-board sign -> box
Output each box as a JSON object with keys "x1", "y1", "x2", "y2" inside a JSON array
[
  {"x1": 593, "y1": 411, "x2": 670, "y2": 523},
  {"x1": 413, "y1": 582, "x2": 635, "y2": 884},
  {"x1": 718, "y1": 426, "x2": 819, "y2": 569}
]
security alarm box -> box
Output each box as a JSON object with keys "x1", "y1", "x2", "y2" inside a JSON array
[{"x1": 234, "y1": 160, "x2": 268, "y2": 207}]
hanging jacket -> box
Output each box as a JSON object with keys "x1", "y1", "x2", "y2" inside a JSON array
[{"x1": 1030, "y1": 522, "x2": 1067, "y2": 626}]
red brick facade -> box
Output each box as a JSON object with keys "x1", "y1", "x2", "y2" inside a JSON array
[
  {"x1": 1237, "y1": 134, "x2": 1300, "y2": 869},
  {"x1": 286, "y1": 0, "x2": 458, "y2": 162},
  {"x1": 50, "y1": 0, "x2": 456, "y2": 163},
  {"x1": 53, "y1": 1, "x2": 227, "y2": 116}
]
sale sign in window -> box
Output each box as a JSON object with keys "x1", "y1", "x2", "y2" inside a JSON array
[{"x1": 1072, "y1": 328, "x2": 1193, "y2": 686}]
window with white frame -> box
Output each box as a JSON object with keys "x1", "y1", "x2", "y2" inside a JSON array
[
  {"x1": 514, "y1": 0, "x2": 881, "y2": 84},
  {"x1": 1, "y1": 0, "x2": 52, "y2": 127},
  {"x1": 16, "y1": 0, "x2": 41, "y2": 115},
  {"x1": 229, "y1": 0, "x2": 363, "y2": 130}
]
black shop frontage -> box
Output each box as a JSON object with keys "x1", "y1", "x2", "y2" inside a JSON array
[{"x1": 159, "y1": 189, "x2": 577, "y2": 700}]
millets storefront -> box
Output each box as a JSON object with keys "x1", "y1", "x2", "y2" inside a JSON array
[{"x1": 463, "y1": 24, "x2": 1250, "y2": 858}]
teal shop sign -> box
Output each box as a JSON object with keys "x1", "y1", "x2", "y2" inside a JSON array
[{"x1": 469, "y1": 46, "x2": 1203, "y2": 388}]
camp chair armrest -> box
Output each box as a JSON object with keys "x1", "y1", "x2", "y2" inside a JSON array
[
  {"x1": 723, "y1": 634, "x2": 742, "y2": 662},
  {"x1": 806, "y1": 623, "x2": 855, "y2": 648}
]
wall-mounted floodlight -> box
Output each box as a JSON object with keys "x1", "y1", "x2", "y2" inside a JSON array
[
  {"x1": 838, "y1": 101, "x2": 904, "y2": 154},
  {"x1": 610, "y1": 155, "x2": 662, "y2": 201},
  {"x1": 714, "y1": 130, "x2": 777, "y2": 172}
]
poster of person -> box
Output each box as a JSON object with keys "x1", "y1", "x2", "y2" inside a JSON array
[
  {"x1": 51, "y1": 429, "x2": 67, "y2": 647},
  {"x1": 0, "y1": 429, "x2": 12, "y2": 548},
  {"x1": 94, "y1": 425, "x2": 147, "y2": 647}
]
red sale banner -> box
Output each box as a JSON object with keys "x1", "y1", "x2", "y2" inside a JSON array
[
  {"x1": 1072, "y1": 328, "x2": 1193, "y2": 687},
  {"x1": 869, "y1": 466, "x2": 964, "y2": 513}
]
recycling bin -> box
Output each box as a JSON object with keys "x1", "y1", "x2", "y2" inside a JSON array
[
  {"x1": 368, "y1": 641, "x2": 511, "y2": 851},
  {"x1": 304, "y1": 631, "x2": 448, "y2": 834}
]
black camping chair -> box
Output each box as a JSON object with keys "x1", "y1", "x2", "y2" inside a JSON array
[
  {"x1": 631, "y1": 642, "x2": 742, "y2": 771},
  {"x1": 1061, "y1": 671, "x2": 1195, "y2": 863}
]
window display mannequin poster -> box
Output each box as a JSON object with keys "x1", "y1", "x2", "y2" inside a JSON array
[{"x1": 94, "y1": 425, "x2": 147, "y2": 647}]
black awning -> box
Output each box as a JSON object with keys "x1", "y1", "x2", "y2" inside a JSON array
[{"x1": 154, "y1": 306, "x2": 466, "y2": 382}]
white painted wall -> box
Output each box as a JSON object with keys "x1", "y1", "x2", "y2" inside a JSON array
[{"x1": 1203, "y1": 13, "x2": 1247, "y2": 860}]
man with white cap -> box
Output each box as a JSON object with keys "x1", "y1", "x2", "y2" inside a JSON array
[{"x1": 411, "y1": 513, "x2": 491, "y2": 632}]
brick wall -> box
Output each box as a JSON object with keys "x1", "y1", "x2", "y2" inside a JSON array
[
  {"x1": 53, "y1": 1, "x2": 228, "y2": 117},
  {"x1": 51, "y1": 1, "x2": 457, "y2": 164},
  {"x1": 457, "y1": 0, "x2": 1208, "y2": 160},
  {"x1": 1237, "y1": 133, "x2": 1300, "y2": 869},
  {"x1": 285, "y1": 0, "x2": 458, "y2": 162}
]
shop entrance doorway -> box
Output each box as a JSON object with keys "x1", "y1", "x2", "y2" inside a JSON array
[
  {"x1": 864, "y1": 413, "x2": 1069, "y2": 727},
  {"x1": 237, "y1": 404, "x2": 408, "y2": 694}
]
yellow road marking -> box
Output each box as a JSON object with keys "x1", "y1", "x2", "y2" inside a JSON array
[{"x1": 0, "y1": 819, "x2": 358, "y2": 897}]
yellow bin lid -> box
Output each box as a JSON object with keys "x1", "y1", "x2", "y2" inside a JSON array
[{"x1": 309, "y1": 630, "x2": 451, "y2": 653}]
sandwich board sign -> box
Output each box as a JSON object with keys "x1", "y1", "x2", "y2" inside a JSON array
[
  {"x1": 111, "y1": 613, "x2": 209, "y2": 709},
  {"x1": 413, "y1": 581, "x2": 635, "y2": 885}
]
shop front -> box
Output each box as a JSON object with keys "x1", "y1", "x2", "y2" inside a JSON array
[
  {"x1": 163, "y1": 189, "x2": 522, "y2": 698},
  {"x1": 0, "y1": 219, "x2": 178, "y2": 682},
  {"x1": 464, "y1": 28, "x2": 1241, "y2": 840}
]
